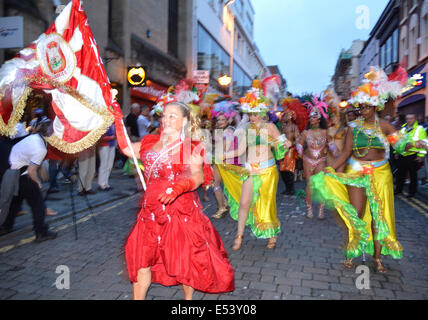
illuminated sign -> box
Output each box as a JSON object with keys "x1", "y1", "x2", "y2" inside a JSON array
[
  {"x1": 127, "y1": 66, "x2": 146, "y2": 86},
  {"x1": 0, "y1": 17, "x2": 23, "y2": 48},
  {"x1": 402, "y1": 73, "x2": 425, "y2": 96}
]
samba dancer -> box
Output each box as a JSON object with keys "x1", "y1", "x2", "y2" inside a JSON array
[
  {"x1": 211, "y1": 100, "x2": 240, "y2": 219},
  {"x1": 221, "y1": 88, "x2": 291, "y2": 250},
  {"x1": 297, "y1": 96, "x2": 336, "y2": 220},
  {"x1": 309, "y1": 67, "x2": 423, "y2": 272}
]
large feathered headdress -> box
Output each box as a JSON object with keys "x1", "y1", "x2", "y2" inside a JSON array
[
  {"x1": 281, "y1": 97, "x2": 309, "y2": 132},
  {"x1": 239, "y1": 87, "x2": 270, "y2": 114},
  {"x1": 348, "y1": 66, "x2": 416, "y2": 111},
  {"x1": 152, "y1": 79, "x2": 201, "y2": 115},
  {"x1": 303, "y1": 94, "x2": 330, "y2": 120},
  {"x1": 211, "y1": 100, "x2": 238, "y2": 120}
]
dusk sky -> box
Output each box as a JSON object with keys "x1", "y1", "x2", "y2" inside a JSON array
[{"x1": 252, "y1": 0, "x2": 390, "y2": 96}]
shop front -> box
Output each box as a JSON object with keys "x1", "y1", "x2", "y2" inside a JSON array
[
  {"x1": 396, "y1": 63, "x2": 427, "y2": 119},
  {"x1": 130, "y1": 80, "x2": 168, "y2": 108}
]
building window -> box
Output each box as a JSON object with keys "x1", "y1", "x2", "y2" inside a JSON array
[
  {"x1": 421, "y1": 1, "x2": 428, "y2": 59},
  {"x1": 197, "y1": 24, "x2": 230, "y2": 91},
  {"x1": 168, "y1": 0, "x2": 179, "y2": 58},
  {"x1": 380, "y1": 43, "x2": 386, "y2": 69},
  {"x1": 386, "y1": 36, "x2": 392, "y2": 67},
  {"x1": 400, "y1": 25, "x2": 408, "y2": 62},
  {"x1": 380, "y1": 29, "x2": 399, "y2": 70},
  {"x1": 403, "y1": 0, "x2": 408, "y2": 18},
  {"x1": 233, "y1": 62, "x2": 251, "y2": 96},
  {"x1": 409, "y1": 14, "x2": 418, "y2": 67},
  {"x1": 392, "y1": 28, "x2": 399, "y2": 63}
]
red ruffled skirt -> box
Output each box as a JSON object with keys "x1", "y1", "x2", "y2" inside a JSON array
[{"x1": 125, "y1": 187, "x2": 235, "y2": 293}]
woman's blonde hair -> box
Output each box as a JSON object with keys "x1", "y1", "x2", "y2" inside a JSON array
[{"x1": 165, "y1": 102, "x2": 203, "y2": 141}]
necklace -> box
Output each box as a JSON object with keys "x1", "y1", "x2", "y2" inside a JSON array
[{"x1": 352, "y1": 117, "x2": 381, "y2": 157}]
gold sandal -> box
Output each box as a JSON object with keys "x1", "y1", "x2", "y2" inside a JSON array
[
  {"x1": 373, "y1": 258, "x2": 387, "y2": 273},
  {"x1": 318, "y1": 204, "x2": 325, "y2": 220},
  {"x1": 212, "y1": 206, "x2": 228, "y2": 219},
  {"x1": 344, "y1": 259, "x2": 354, "y2": 269},
  {"x1": 232, "y1": 235, "x2": 243, "y2": 251},
  {"x1": 266, "y1": 236, "x2": 278, "y2": 249},
  {"x1": 306, "y1": 205, "x2": 314, "y2": 219}
]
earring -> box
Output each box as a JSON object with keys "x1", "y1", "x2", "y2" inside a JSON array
[{"x1": 181, "y1": 125, "x2": 185, "y2": 141}]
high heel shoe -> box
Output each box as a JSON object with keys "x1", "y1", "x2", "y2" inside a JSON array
[
  {"x1": 318, "y1": 204, "x2": 325, "y2": 220},
  {"x1": 266, "y1": 236, "x2": 278, "y2": 249},
  {"x1": 344, "y1": 258, "x2": 354, "y2": 269},
  {"x1": 373, "y1": 258, "x2": 387, "y2": 273},
  {"x1": 212, "y1": 206, "x2": 228, "y2": 219},
  {"x1": 306, "y1": 204, "x2": 314, "y2": 219},
  {"x1": 232, "y1": 235, "x2": 243, "y2": 251}
]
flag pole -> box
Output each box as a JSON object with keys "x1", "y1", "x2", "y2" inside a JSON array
[{"x1": 121, "y1": 120, "x2": 146, "y2": 191}]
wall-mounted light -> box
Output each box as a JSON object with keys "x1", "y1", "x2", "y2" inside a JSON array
[
  {"x1": 128, "y1": 66, "x2": 147, "y2": 86},
  {"x1": 218, "y1": 75, "x2": 232, "y2": 87}
]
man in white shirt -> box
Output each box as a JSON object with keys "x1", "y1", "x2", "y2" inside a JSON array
[
  {"x1": 0, "y1": 119, "x2": 57, "y2": 242},
  {"x1": 137, "y1": 105, "x2": 153, "y2": 139}
]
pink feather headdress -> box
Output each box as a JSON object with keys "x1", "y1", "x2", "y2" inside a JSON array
[
  {"x1": 303, "y1": 95, "x2": 329, "y2": 120},
  {"x1": 211, "y1": 100, "x2": 238, "y2": 120}
]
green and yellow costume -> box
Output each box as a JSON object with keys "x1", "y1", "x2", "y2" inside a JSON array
[
  {"x1": 218, "y1": 124, "x2": 287, "y2": 239},
  {"x1": 309, "y1": 119, "x2": 411, "y2": 259}
]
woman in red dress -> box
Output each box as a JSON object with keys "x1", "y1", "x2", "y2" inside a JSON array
[{"x1": 118, "y1": 102, "x2": 235, "y2": 300}]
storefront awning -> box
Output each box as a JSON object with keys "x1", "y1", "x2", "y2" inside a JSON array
[
  {"x1": 398, "y1": 94, "x2": 425, "y2": 108},
  {"x1": 130, "y1": 80, "x2": 167, "y2": 102}
]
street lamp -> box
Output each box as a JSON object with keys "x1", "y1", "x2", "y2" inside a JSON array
[
  {"x1": 339, "y1": 101, "x2": 349, "y2": 109},
  {"x1": 218, "y1": 75, "x2": 232, "y2": 87},
  {"x1": 223, "y1": 0, "x2": 235, "y2": 96}
]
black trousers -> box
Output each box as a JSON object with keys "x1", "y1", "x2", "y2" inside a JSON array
[
  {"x1": 280, "y1": 170, "x2": 295, "y2": 193},
  {"x1": 2, "y1": 175, "x2": 47, "y2": 233},
  {"x1": 396, "y1": 154, "x2": 418, "y2": 196}
]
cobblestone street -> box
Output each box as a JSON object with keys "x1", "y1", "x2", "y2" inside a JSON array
[{"x1": 0, "y1": 169, "x2": 427, "y2": 300}]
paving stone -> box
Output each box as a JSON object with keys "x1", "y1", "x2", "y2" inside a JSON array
[
  {"x1": 301, "y1": 280, "x2": 330, "y2": 290},
  {"x1": 312, "y1": 274, "x2": 339, "y2": 283},
  {"x1": 341, "y1": 293, "x2": 373, "y2": 300},
  {"x1": 282, "y1": 294, "x2": 301, "y2": 300},
  {"x1": 312, "y1": 289, "x2": 341, "y2": 300},
  {"x1": 261, "y1": 291, "x2": 281, "y2": 300},
  {"x1": 287, "y1": 271, "x2": 313, "y2": 280},
  {"x1": 249, "y1": 281, "x2": 277, "y2": 292},
  {"x1": 260, "y1": 268, "x2": 286, "y2": 277},
  {"x1": 395, "y1": 291, "x2": 426, "y2": 300},
  {"x1": 274, "y1": 277, "x2": 301, "y2": 286},
  {"x1": 242, "y1": 273, "x2": 261, "y2": 281},
  {"x1": 291, "y1": 286, "x2": 311, "y2": 297},
  {"x1": 0, "y1": 289, "x2": 18, "y2": 299},
  {"x1": 277, "y1": 285, "x2": 292, "y2": 295},
  {"x1": 339, "y1": 277, "x2": 355, "y2": 285},
  {"x1": 373, "y1": 288, "x2": 395, "y2": 299},
  {"x1": 329, "y1": 283, "x2": 359, "y2": 294},
  {"x1": 303, "y1": 266, "x2": 328, "y2": 275},
  {"x1": 261, "y1": 275, "x2": 275, "y2": 283},
  {"x1": 88, "y1": 291, "x2": 122, "y2": 300}
]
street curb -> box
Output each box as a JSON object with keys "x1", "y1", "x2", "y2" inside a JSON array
[{"x1": 0, "y1": 191, "x2": 139, "y2": 242}]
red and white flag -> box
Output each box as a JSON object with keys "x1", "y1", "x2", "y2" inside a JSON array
[{"x1": 0, "y1": 0, "x2": 114, "y2": 153}]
